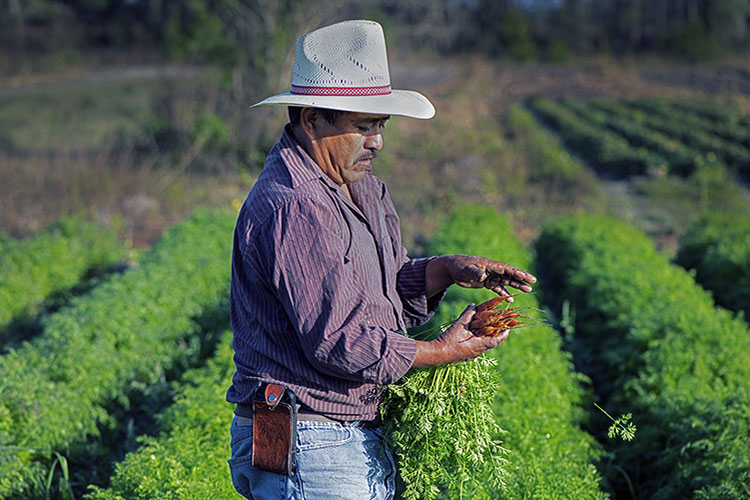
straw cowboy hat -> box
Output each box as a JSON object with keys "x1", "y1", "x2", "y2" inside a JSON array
[{"x1": 250, "y1": 20, "x2": 435, "y2": 119}]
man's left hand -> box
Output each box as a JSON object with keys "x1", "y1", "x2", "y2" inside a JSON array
[{"x1": 427, "y1": 254, "x2": 537, "y2": 300}]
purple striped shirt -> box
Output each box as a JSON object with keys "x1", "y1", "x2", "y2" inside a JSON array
[{"x1": 227, "y1": 125, "x2": 443, "y2": 421}]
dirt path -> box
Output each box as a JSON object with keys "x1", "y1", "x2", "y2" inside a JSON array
[{"x1": 0, "y1": 64, "x2": 202, "y2": 97}]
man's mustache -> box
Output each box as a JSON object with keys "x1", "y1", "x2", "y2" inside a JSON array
[{"x1": 358, "y1": 151, "x2": 377, "y2": 162}]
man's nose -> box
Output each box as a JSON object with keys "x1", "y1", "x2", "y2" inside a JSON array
[{"x1": 366, "y1": 132, "x2": 383, "y2": 151}]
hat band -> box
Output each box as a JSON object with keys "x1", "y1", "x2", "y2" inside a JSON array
[{"x1": 290, "y1": 84, "x2": 392, "y2": 97}]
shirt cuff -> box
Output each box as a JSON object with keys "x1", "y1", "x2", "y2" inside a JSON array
[{"x1": 377, "y1": 331, "x2": 417, "y2": 385}]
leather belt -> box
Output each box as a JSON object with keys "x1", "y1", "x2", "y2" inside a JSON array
[{"x1": 234, "y1": 403, "x2": 379, "y2": 428}]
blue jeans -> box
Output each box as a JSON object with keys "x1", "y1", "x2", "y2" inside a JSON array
[{"x1": 228, "y1": 415, "x2": 396, "y2": 499}]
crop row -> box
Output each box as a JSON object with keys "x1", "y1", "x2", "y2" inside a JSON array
[
  {"x1": 625, "y1": 98, "x2": 750, "y2": 148},
  {"x1": 0, "y1": 209, "x2": 236, "y2": 499},
  {"x1": 407, "y1": 204, "x2": 605, "y2": 499},
  {"x1": 535, "y1": 214, "x2": 750, "y2": 499},
  {"x1": 0, "y1": 216, "x2": 126, "y2": 337},
  {"x1": 84, "y1": 330, "x2": 237, "y2": 500},
  {"x1": 589, "y1": 100, "x2": 750, "y2": 177},
  {"x1": 667, "y1": 98, "x2": 750, "y2": 129},
  {"x1": 558, "y1": 97, "x2": 726, "y2": 177},
  {"x1": 527, "y1": 96, "x2": 666, "y2": 178},
  {"x1": 505, "y1": 104, "x2": 602, "y2": 195},
  {"x1": 675, "y1": 212, "x2": 750, "y2": 321}
]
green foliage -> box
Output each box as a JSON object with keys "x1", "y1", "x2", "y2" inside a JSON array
[
  {"x1": 650, "y1": 391, "x2": 750, "y2": 500},
  {"x1": 527, "y1": 96, "x2": 667, "y2": 178},
  {"x1": 675, "y1": 212, "x2": 750, "y2": 320},
  {"x1": 626, "y1": 98, "x2": 750, "y2": 149},
  {"x1": 162, "y1": 0, "x2": 242, "y2": 67},
  {"x1": 505, "y1": 103, "x2": 603, "y2": 199},
  {"x1": 594, "y1": 404, "x2": 636, "y2": 442},
  {"x1": 535, "y1": 213, "x2": 750, "y2": 498},
  {"x1": 0, "y1": 209, "x2": 236, "y2": 499},
  {"x1": 558, "y1": 97, "x2": 726, "y2": 177},
  {"x1": 670, "y1": 98, "x2": 749, "y2": 128},
  {"x1": 193, "y1": 111, "x2": 231, "y2": 149},
  {"x1": 385, "y1": 204, "x2": 605, "y2": 499},
  {"x1": 382, "y1": 357, "x2": 507, "y2": 500},
  {"x1": 668, "y1": 20, "x2": 723, "y2": 60},
  {"x1": 0, "y1": 216, "x2": 127, "y2": 335},
  {"x1": 590, "y1": 100, "x2": 750, "y2": 179},
  {"x1": 494, "y1": 7, "x2": 537, "y2": 61},
  {"x1": 85, "y1": 331, "x2": 237, "y2": 500}
]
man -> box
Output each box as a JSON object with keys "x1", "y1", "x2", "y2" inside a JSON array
[{"x1": 227, "y1": 20, "x2": 536, "y2": 500}]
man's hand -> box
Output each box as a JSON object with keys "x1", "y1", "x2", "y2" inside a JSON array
[
  {"x1": 426, "y1": 254, "x2": 537, "y2": 300},
  {"x1": 412, "y1": 305, "x2": 509, "y2": 367}
]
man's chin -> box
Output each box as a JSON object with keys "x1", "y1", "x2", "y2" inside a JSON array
[{"x1": 346, "y1": 169, "x2": 369, "y2": 183}]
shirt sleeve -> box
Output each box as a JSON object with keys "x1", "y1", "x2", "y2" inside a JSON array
[{"x1": 258, "y1": 196, "x2": 416, "y2": 386}]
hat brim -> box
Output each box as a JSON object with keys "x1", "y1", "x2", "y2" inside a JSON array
[{"x1": 249, "y1": 89, "x2": 435, "y2": 120}]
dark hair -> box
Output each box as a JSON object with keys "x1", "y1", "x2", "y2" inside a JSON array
[{"x1": 288, "y1": 106, "x2": 344, "y2": 128}]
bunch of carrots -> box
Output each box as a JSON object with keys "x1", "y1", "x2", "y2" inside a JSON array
[{"x1": 469, "y1": 295, "x2": 531, "y2": 337}]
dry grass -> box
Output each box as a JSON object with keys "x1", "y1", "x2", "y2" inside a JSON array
[{"x1": 0, "y1": 150, "x2": 253, "y2": 246}]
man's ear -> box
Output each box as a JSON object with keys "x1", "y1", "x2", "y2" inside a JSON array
[{"x1": 299, "y1": 107, "x2": 320, "y2": 136}]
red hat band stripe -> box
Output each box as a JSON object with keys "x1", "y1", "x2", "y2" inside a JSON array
[{"x1": 290, "y1": 84, "x2": 392, "y2": 96}]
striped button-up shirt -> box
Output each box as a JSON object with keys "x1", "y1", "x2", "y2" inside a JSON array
[{"x1": 227, "y1": 125, "x2": 443, "y2": 421}]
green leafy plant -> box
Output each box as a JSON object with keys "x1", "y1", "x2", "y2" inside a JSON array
[
  {"x1": 0, "y1": 216, "x2": 127, "y2": 336},
  {"x1": 594, "y1": 403, "x2": 636, "y2": 442},
  {"x1": 527, "y1": 96, "x2": 666, "y2": 178},
  {"x1": 382, "y1": 349, "x2": 506, "y2": 500},
  {"x1": 85, "y1": 331, "x2": 237, "y2": 500},
  {"x1": 0, "y1": 209, "x2": 235, "y2": 499},
  {"x1": 675, "y1": 212, "x2": 750, "y2": 320},
  {"x1": 535, "y1": 213, "x2": 750, "y2": 498}
]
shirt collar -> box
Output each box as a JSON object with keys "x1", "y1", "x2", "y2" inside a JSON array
[
  {"x1": 277, "y1": 124, "x2": 342, "y2": 192},
  {"x1": 276, "y1": 124, "x2": 378, "y2": 221}
]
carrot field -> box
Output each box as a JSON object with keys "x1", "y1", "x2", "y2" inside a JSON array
[{"x1": 2, "y1": 54, "x2": 750, "y2": 499}]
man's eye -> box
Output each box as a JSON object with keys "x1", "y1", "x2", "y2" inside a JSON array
[{"x1": 358, "y1": 122, "x2": 386, "y2": 133}]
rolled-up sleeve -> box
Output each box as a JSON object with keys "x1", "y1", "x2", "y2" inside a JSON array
[{"x1": 258, "y1": 196, "x2": 416, "y2": 386}]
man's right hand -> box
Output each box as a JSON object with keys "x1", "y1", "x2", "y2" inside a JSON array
[{"x1": 412, "y1": 304, "x2": 510, "y2": 368}]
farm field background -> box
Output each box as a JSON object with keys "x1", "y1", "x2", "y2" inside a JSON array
[{"x1": 2, "y1": 17, "x2": 750, "y2": 500}]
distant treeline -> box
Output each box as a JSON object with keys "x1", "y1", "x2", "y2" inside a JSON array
[{"x1": 2, "y1": 0, "x2": 749, "y2": 68}]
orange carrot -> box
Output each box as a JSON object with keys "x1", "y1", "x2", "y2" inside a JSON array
[{"x1": 476, "y1": 295, "x2": 509, "y2": 313}]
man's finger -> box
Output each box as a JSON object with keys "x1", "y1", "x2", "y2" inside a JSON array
[
  {"x1": 457, "y1": 303, "x2": 477, "y2": 324},
  {"x1": 487, "y1": 264, "x2": 537, "y2": 284},
  {"x1": 488, "y1": 278, "x2": 532, "y2": 296},
  {"x1": 493, "y1": 329, "x2": 510, "y2": 346},
  {"x1": 491, "y1": 284, "x2": 513, "y2": 301}
]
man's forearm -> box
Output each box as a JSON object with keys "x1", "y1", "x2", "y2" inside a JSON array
[
  {"x1": 412, "y1": 340, "x2": 444, "y2": 368},
  {"x1": 425, "y1": 256, "x2": 453, "y2": 298}
]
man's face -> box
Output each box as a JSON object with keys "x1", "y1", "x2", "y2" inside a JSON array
[{"x1": 311, "y1": 112, "x2": 389, "y2": 185}]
